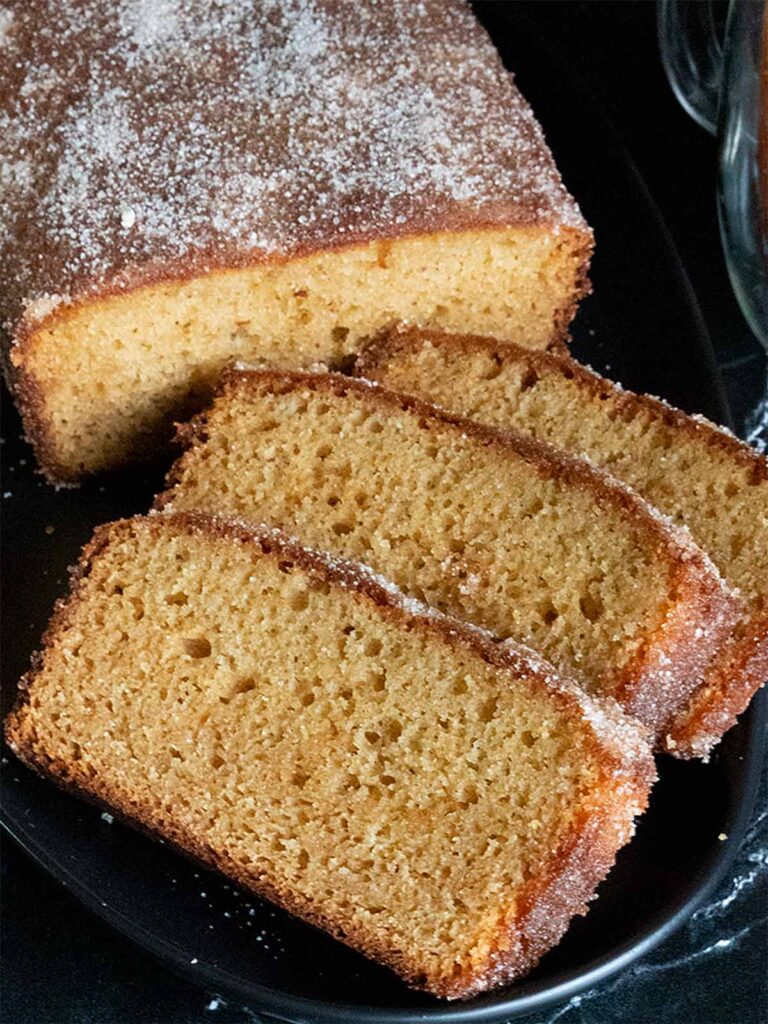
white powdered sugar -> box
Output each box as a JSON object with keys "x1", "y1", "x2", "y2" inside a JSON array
[
  {"x1": 120, "y1": 206, "x2": 137, "y2": 230},
  {"x1": 118, "y1": 0, "x2": 180, "y2": 51},
  {"x1": 0, "y1": 7, "x2": 13, "y2": 47},
  {"x1": 1, "y1": 0, "x2": 588, "y2": 329},
  {"x1": 22, "y1": 293, "x2": 70, "y2": 322}
]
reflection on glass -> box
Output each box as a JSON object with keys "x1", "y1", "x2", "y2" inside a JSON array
[{"x1": 658, "y1": 0, "x2": 768, "y2": 445}]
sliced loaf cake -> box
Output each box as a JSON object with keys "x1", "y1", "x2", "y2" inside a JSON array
[
  {"x1": 5, "y1": 513, "x2": 654, "y2": 999},
  {"x1": 355, "y1": 326, "x2": 768, "y2": 757},
  {"x1": 157, "y1": 369, "x2": 739, "y2": 746}
]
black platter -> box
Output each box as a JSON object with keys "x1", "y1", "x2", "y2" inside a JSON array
[{"x1": 1, "y1": 4, "x2": 765, "y2": 1022}]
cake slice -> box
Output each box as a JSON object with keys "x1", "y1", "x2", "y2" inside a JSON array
[
  {"x1": 157, "y1": 369, "x2": 739, "y2": 746},
  {"x1": 355, "y1": 325, "x2": 768, "y2": 757},
  {"x1": 1, "y1": 0, "x2": 592, "y2": 483},
  {"x1": 5, "y1": 513, "x2": 654, "y2": 999}
]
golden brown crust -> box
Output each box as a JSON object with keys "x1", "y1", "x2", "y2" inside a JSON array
[
  {"x1": 355, "y1": 325, "x2": 768, "y2": 754},
  {"x1": 609, "y1": 557, "x2": 746, "y2": 740},
  {"x1": 4, "y1": 512, "x2": 653, "y2": 999},
  {"x1": 663, "y1": 612, "x2": 768, "y2": 758},
  {"x1": 158, "y1": 368, "x2": 740, "y2": 744},
  {"x1": 2, "y1": 347, "x2": 66, "y2": 483},
  {"x1": 540, "y1": 239, "x2": 592, "y2": 354},
  {"x1": 7, "y1": 343, "x2": 160, "y2": 486},
  {"x1": 436, "y1": 802, "x2": 642, "y2": 998}
]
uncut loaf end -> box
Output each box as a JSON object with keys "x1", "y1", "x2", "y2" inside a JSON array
[{"x1": 2, "y1": 0, "x2": 591, "y2": 483}]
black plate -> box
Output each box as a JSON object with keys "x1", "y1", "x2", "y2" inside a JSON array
[{"x1": 1, "y1": 5, "x2": 765, "y2": 1022}]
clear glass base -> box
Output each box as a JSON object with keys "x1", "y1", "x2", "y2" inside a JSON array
[{"x1": 745, "y1": 374, "x2": 768, "y2": 452}]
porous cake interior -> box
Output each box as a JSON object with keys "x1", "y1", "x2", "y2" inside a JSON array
[
  {"x1": 13, "y1": 520, "x2": 611, "y2": 991},
  {"x1": 17, "y1": 227, "x2": 585, "y2": 479},
  {"x1": 162, "y1": 376, "x2": 676, "y2": 691},
  {"x1": 359, "y1": 336, "x2": 768, "y2": 630}
]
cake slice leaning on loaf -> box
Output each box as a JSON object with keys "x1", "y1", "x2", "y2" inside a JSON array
[
  {"x1": 5, "y1": 513, "x2": 655, "y2": 1000},
  {"x1": 355, "y1": 325, "x2": 768, "y2": 758},
  {"x1": 157, "y1": 369, "x2": 739, "y2": 748}
]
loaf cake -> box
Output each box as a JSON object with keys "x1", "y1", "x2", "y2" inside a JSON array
[
  {"x1": 4, "y1": 513, "x2": 654, "y2": 999},
  {"x1": 157, "y1": 369, "x2": 739, "y2": 744},
  {"x1": 0, "y1": 0, "x2": 592, "y2": 483},
  {"x1": 355, "y1": 326, "x2": 768, "y2": 757}
]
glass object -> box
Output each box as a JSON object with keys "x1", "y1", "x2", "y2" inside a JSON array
[{"x1": 658, "y1": 0, "x2": 768, "y2": 444}]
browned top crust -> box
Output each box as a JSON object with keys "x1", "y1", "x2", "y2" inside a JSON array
[{"x1": 0, "y1": 0, "x2": 589, "y2": 340}]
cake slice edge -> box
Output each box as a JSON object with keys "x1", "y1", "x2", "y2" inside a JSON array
[{"x1": 4, "y1": 511, "x2": 655, "y2": 999}]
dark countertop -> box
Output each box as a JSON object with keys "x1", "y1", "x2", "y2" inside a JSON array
[{"x1": 1, "y1": 3, "x2": 766, "y2": 1023}]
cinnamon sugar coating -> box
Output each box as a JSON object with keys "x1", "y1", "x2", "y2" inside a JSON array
[{"x1": 0, "y1": 0, "x2": 587, "y2": 334}]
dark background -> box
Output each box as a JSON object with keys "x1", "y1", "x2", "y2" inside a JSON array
[{"x1": 2, "y1": 3, "x2": 766, "y2": 1023}]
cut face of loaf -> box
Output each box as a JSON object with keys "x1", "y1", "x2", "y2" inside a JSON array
[
  {"x1": 355, "y1": 326, "x2": 768, "y2": 757},
  {"x1": 2, "y1": 0, "x2": 592, "y2": 483},
  {"x1": 4, "y1": 514, "x2": 655, "y2": 999},
  {"x1": 158, "y1": 370, "x2": 740, "y2": 745},
  {"x1": 9, "y1": 230, "x2": 589, "y2": 484}
]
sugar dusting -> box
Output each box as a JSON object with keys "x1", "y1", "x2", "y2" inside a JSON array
[
  {"x1": 0, "y1": 7, "x2": 13, "y2": 47},
  {"x1": 0, "y1": 0, "x2": 588, "y2": 331}
]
